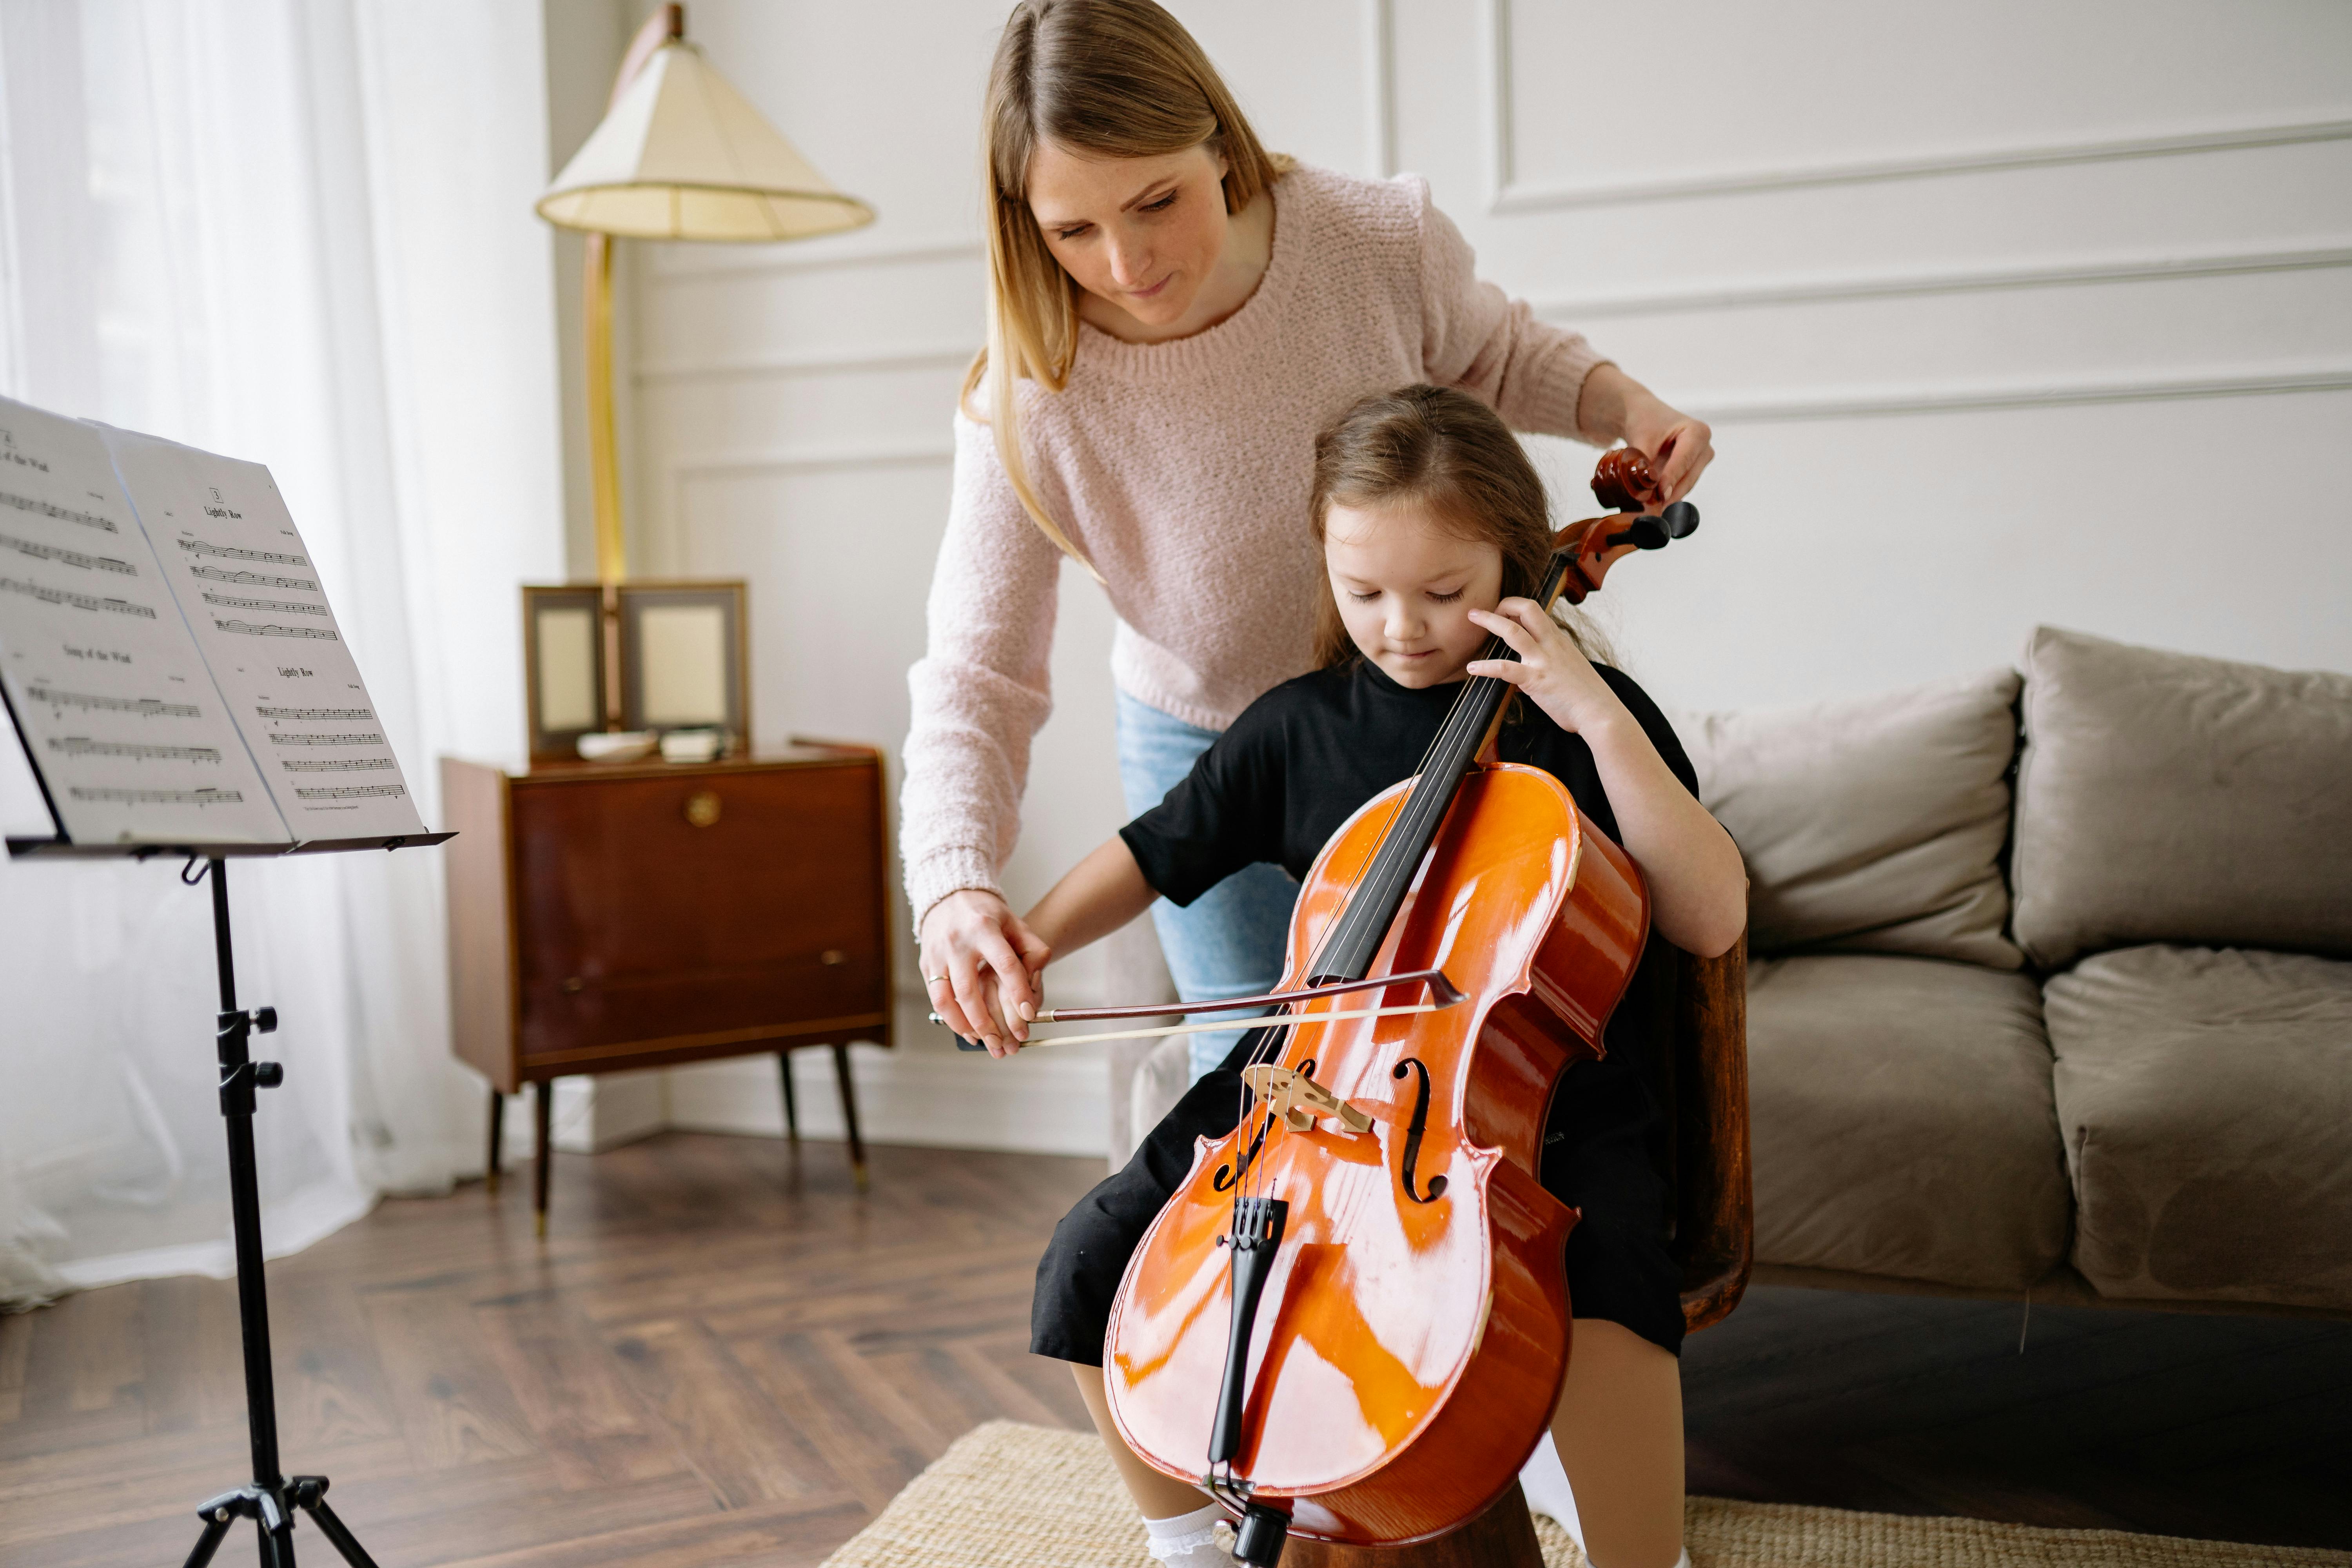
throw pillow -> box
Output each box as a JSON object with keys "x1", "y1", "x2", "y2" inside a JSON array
[
  {"x1": 1679, "y1": 668, "x2": 2023, "y2": 969},
  {"x1": 2011, "y1": 626, "x2": 2352, "y2": 969}
]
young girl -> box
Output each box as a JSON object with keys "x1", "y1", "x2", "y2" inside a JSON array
[{"x1": 984, "y1": 385, "x2": 1746, "y2": 1568}]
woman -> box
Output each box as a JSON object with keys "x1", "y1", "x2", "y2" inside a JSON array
[
  {"x1": 1008, "y1": 385, "x2": 1735, "y2": 1568},
  {"x1": 905, "y1": 0, "x2": 1713, "y2": 1069}
]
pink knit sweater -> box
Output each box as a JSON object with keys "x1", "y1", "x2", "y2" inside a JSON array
[{"x1": 901, "y1": 165, "x2": 1609, "y2": 926}]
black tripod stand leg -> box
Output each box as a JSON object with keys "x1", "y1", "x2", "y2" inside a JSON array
[
  {"x1": 258, "y1": 1488, "x2": 296, "y2": 1568},
  {"x1": 181, "y1": 867, "x2": 383, "y2": 1568},
  {"x1": 183, "y1": 1510, "x2": 236, "y2": 1568},
  {"x1": 292, "y1": 1477, "x2": 380, "y2": 1568}
]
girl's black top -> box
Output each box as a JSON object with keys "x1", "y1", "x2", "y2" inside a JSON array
[
  {"x1": 1031, "y1": 652, "x2": 1706, "y2": 1367},
  {"x1": 1119, "y1": 654, "x2": 1699, "y2": 904}
]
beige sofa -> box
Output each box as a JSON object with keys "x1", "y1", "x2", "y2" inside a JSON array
[{"x1": 1689, "y1": 626, "x2": 2352, "y2": 1317}]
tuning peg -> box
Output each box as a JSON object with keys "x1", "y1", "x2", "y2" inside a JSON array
[
  {"x1": 1661, "y1": 501, "x2": 1699, "y2": 538},
  {"x1": 1603, "y1": 516, "x2": 1669, "y2": 550}
]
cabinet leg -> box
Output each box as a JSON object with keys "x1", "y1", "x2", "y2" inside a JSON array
[
  {"x1": 486, "y1": 1085, "x2": 505, "y2": 1197},
  {"x1": 777, "y1": 1051, "x2": 800, "y2": 1143},
  {"x1": 533, "y1": 1079, "x2": 554, "y2": 1239},
  {"x1": 830, "y1": 1042, "x2": 867, "y2": 1190}
]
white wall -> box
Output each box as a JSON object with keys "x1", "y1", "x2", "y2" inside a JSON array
[{"x1": 573, "y1": 0, "x2": 2352, "y2": 1156}]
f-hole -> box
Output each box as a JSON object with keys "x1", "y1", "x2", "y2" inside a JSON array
[
  {"x1": 1391, "y1": 1057, "x2": 1447, "y2": 1203},
  {"x1": 1212, "y1": 1057, "x2": 1312, "y2": 1193},
  {"x1": 1213, "y1": 1112, "x2": 1273, "y2": 1193}
]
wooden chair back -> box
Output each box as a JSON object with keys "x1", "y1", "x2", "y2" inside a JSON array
[{"x1": 1645, "y1": 933, "x2": 1754, "y2": 1332}]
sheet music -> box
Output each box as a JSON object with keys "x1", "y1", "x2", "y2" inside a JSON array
[
  {"x1": 0, "y1": 399, "x2": 284, "y2": 844},
  {"x1": 97, "y1": 428, "x2": 428, "y2": 842}
]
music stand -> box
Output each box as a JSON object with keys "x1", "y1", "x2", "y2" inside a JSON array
[{"x1": 7, "y1": 829, "x2": 451, "y2": 1568}]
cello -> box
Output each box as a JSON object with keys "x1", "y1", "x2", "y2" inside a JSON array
[
  {"x1": 1096, "y1": 449, "x2": 1697, "y2": 1563},
  {"x1": 943, "y1": 449, "x2": 1702, "y2": 1561}
]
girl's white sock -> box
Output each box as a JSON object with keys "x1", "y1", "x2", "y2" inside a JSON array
[
  {"x1": 1143, "y1": 1501, "x2": 1235, "y2": 1565},
  {"x1": 1519, "y1": 1430, "x2": 1586, "y2": 1550}
]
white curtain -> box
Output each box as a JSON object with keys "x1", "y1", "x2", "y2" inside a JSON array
[{"x1": 0, "y1": 0, "x2": 566, "y2": 1307}]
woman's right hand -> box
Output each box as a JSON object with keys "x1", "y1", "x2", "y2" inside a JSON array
[{"x1": 918, "y1": 888, "x2": 1051, "y2": 1058}]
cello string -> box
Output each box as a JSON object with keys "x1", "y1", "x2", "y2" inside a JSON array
[
  {"x1": 1225, "y1": 559, "x2": 1562, "y2": 1217},
  {"x1": 1235, "y1": 638, "x2": 1514, "y2": 1210},
  {"x1": 1231, "y1": 620, "x2": 1525, "y2": 1210},
  {"x1": 1205, "y1": 552, "x2": 1583, "y2": 1463}
]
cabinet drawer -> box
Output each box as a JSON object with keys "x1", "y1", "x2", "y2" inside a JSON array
[{"x1": 510, "y1": 762, "x2": 886, "y2": 1058}]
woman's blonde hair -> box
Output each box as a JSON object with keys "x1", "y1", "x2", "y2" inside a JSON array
[
  {"x1": 1309, "y1": 385, "x2": 1606, "y2": 671},
  {"x1": 968, "y1": 0, "x2": 1290, "y2": 574}
]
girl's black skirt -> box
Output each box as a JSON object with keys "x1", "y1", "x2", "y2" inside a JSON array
[{"x1": 1030, "y1": 1010, "x2": 1685, "y2": 1366}]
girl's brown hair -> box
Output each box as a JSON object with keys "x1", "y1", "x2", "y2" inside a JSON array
[
  {"x1": 1309, "y1": 384, "x2": 1603, "y2": 670},
  {"x1": 968, "y1": 0, "x2": 1290, "y2": 576}
]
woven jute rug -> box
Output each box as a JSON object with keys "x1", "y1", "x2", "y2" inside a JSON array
[{"x1": 819, "y1": 1421, "x2": 2349, "y2": 1568}]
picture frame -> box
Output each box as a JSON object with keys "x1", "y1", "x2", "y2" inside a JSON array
[
  {"x1": 617, "y1": 580, "x2": 749, "y2": 745},
  {"x1": 522, "y1": 584, "x2": 608, "y2": 764}
]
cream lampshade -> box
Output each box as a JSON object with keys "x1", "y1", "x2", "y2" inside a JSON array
[
  {"x1": 536, "y1": 20, "x2": 874, "y2": 243},
  {"x1": 534, "y1": 3, "x2": 873, "y2": 729}
]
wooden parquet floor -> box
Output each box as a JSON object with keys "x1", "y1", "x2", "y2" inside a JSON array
[
  {"x1": 4, "y1": 1132, "x2": 2349, "y2": 1566},
  {"x1": 0, "y1": 1136, "x2": 1102, "y2": 1568}
]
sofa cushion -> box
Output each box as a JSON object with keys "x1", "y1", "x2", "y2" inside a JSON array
[
  {"x1": 2011, "y1": 627, "x2": 2352, "y2": 969},
  {"x1": 2046, "y1": 944, "x2": 2352, "y2": 1311},
  {"x1": 1681, "y1": 670, "x2": 2022, "y2": 969},
  {"x1": 1748, "y1": 954, "x2": 2068, "y2": 1291}
]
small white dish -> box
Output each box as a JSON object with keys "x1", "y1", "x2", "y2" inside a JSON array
[
  {"x1": 577, "y1": 730, "x2": 657, "y2": 763},
  {"x1": 659, "y1": 729, "x2": 723, "y2": 764}
]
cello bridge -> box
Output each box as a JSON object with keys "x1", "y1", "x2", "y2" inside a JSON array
[{"x1": 1241, "y1": 1064, "x2": 1375, "y2": 1137}]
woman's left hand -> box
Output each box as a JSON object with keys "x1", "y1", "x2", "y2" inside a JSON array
[{"x1": 1465, "y1": 599, "x2": 1629, "y2": 737}]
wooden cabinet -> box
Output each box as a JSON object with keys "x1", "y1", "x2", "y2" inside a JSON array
[{"x1": 442, "y1": 744, "x2": 891, "y2": 1229}]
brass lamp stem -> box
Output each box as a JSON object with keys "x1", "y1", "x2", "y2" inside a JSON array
[
  {"x1": 579, "y1": 5, "x2": 681, "y2": 733},
  {"x1": 585, "y1": 229, "x2": 625, "y2": 586},
  {"x1": 585, "y1": 228, "x2": 626, "y2": 729}
]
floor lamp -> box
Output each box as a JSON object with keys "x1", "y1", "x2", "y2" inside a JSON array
[{"x1": 535, "y1": 3, "x2": 873, "y2": 726}]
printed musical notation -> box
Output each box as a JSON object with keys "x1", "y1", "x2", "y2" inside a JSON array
[
  {"x1": 0, "y1": 401, "x2": 284, "y2": 844},
  {"x1": 255, "y1": 705, "x2": 371, "y2": 721},
  {"x1": 67, "y1": 785, "x2": 247, "y2": 806},
  {"x1": 212, "y1": 619, "x2": 340, "y2": 641},
  {"x1": 100, "y1": 423, "x2": 423, "y2": 839},
  {"x1": 1, "y1": 533, "x2": 139, "y2": 575},
  {"x1": 191, "y1": 566, "x2": 318, "y2": 591},
  {"x1": 201, "y1": 593, "x2": 330, "y2": 616},
  {"x1": 293, "y1": 784, "x2": 407, "y2": 800},
  {"x1": 0, "y1": 400, "x2": 425, "y2": 845},
  {"x1": 2, "y1": 576, "x2": 159, "y2": 619},
  {"x1": 49, "y1": 737, "x2": 222, "y2": 763},
  {"x1": 1, "y1": 488, "x2": 118, "y2": 534},
  {"x1": 176, "y1": 538, "x2": 306, "y2": 566},
  {"x1": 25, "y1": 684, "x2": 202, "y2": 719}
]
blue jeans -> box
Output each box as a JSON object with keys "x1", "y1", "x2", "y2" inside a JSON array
[{"x1": 1114, "y1": 690, "x2": 1299, "y2": 1082}]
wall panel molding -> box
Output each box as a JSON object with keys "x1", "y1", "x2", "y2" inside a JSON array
[
  {"x1": 637, "y1": 339, "x2": 976, "y2": 385},
  {"x1": 667, "y1": 1026, "x2": 1111, "y2": 1160},
  {"x1": 1534, "y1": 244, "x2": 2352, "y2": 321},
  {"x1": 650, "y1": 231, "x2": 984, "y2": 283},
  {"x1": 671, "y1": 440, "x2": 958, "y2": 479},
  {"x1": 1689, "y1": 365, "x2": 2352, "y2": 426},
  {"x1": 1483, "y1": 0, "x2": 2352, "y2": 214}
]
